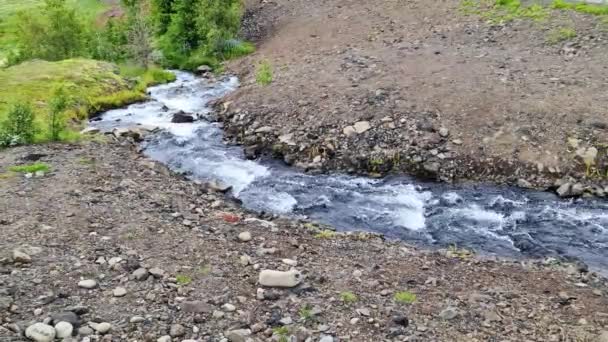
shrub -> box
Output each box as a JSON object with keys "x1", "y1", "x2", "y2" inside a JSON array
[
  {"x1": 9, "y1": 163, "x2": 50, "y2": 173},
  {"x1": 0, "y1": 103, "x2": 37, "y2": 147},
  {"x1": 256, "y1": 60, "x2": 273, "y2": 86},
  {"x1": 48, "y1": 86, "x2": 70, "y2": 141},
  {"x1": 340, "y1": 291, "x2": 358, "y2": 304}
]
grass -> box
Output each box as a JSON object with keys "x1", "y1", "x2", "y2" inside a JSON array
[
  {"x1": 394, "y1": 291, "x2": 417, "y2": 304},
  {"x1": 547, "y1": 26, "x2": 577, "y2": 44},
  {"x1": 0, "y1": 0, "x2": 109, "y2": 65},
  {"x1": 273, "y1": 326, "x2": 289, "y2": 342},
  {"x1": 314, "y1": 230, "x2": 337, "y2": 239},
  {"x1": 552, "y1": 0, "x2": 608, "y2": 15},
  {"x1": 175, "y1": 274, "x2": 192, "y2": 285},
  {"x1": 8, "y1": 162, "x2": 50, "y2": 173},
  {"x1": 298, "y1": 305, "x2": 313, "y2": 321},
  {"x1": 0, "y1": 59, "x2": 174, "y2": 144},
  {"x1": 340, "y1": 291, "x2": 358, "y2": 304},
  {"x1": 256, "y1": 60, "x2": 273, "y2": 86}
]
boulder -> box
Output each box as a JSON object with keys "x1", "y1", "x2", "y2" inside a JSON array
[
  {"x1": 171, "y1": 111, "x2": 195, "y2": 123},
  {"x1": 258, "y1": 269, "x2": 302, "y2": 288},
  {"x1": 25, "y1": 323, "x2": 56, "y2": 342}
]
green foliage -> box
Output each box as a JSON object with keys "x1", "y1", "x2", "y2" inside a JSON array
[
  {"x1": 552, "y1": 0, "x2": 608, "y2": 16},
  {"x1": 89, "y1": 18, "x2": 129, "y2": 62},
  {"x1": 256, "y1": 60, "x2": 273, "y2": 86},
  {"x1": 340, "y1": 291, "x2": 358, "y2": 304},
  {"x1": 12, "y1": 0, "x2": 88, "y2": 63},
  {"x1": 394, "y1": 291, "x2": 417, "y2": 304},
  {"x1": 48, "y1": 86, "x2": 70, "y2": 141},
  {"x1": 8, "y1": 162, "x2": 50, "y2": 173},
  {"x1": 0, "y1": 103, "x2": 37, "y2": 147},
  {"x1": 175, "y1": 274, "x2": 192, "y2": 285},
  {"x1": 314, "y1": 230, "x2": 337, "y2": 239},
  {"x1": 547, "y1": 27, "x2": 577, "y2": 44},
  {"x1": 298, "y1": 305, "x2": 313, "y2": 321},
  {"x1": 273, "y1": 326, "x2": 289, "y2": 338}
]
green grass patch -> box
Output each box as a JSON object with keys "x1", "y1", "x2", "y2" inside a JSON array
[
  {"x1": 175, "y1": 274, "x2": 192, "y2": 285},
  {"x1": 0, "y1": 59, "x2": 174, "y2": 145},
  {"x1": 256, "y1": 60, "x2": 273, "y2": 86},
  {"x1": 547, "y1": 26, "x2": 577, "y2": 44},
  {"x1": 394, "y1": 291, "x2": 417, "y2": 304},
  {"x1": 340, "y1": 291, "x2": 358, "y2": 304},
  {"x1": 8, "y1": 162, "x2": 50, "y2": 173},
  {"x1": 552, "y1": 0, "x2": 608, "y2": 15},
  {"x1": 298, "y1": 305, "x2": 313, "y2": 321},
  {"x1": 314, "y1": 230, "x2": 337, "y2": 239}
]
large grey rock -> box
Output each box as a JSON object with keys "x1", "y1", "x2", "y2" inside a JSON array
[
  {"x1": 132, "y1": 268, "x2": 149, "y2": 280},
  {"x1": 25, "y1": 323, "x2": 56, "y2": 342},
  {"x1": 258, "y1": 269, "x2": 302, "y2": 288},
  {"x1": 51, "y1": 311, "x2": 81, "y2": 326},
  {"x1": 439, "y1": 307, "x2": 459, "y2": 320},
  {"x1": 113, "y1": 287, "x2": 127, "y2": 297},
  {"x1": 169, "y1": 324, "x2": 186, "y2": 337},
  {"x1": 78, "y1": 279, "x2": 97, "y2": 289},
  {"x1": 89, "y1": 322, "x2": 112, "y2": 334}
]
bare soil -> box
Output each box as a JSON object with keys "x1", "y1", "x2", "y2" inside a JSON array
[
  {"x1": 1, "y1": 139, "x2": 608, "y2": 341},
  {"x1": 222, "y1": 0, "x2": 608, "y2": 195}
]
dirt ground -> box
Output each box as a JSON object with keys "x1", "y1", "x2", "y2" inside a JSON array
[
  {"x1": 222, "y1": 0, "x2": 608, "y2": 195},
  {"x1": 1, "y1": 138, "x2": 608, "y2": 341}
]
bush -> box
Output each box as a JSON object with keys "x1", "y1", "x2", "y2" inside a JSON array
[
  {"x1": 0, "y1": 103, "x2": 37, "y2": 147},
  {"x1": 48, "y1": 87, "x2": 70, "y2": 141},
  {"x1": 256, "y1": 60, "x2": 273, "y2": 86}
]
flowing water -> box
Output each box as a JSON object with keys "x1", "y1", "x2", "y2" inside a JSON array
[{"x1": 91, "y1": 72, "x2": 608, "y2": 273}]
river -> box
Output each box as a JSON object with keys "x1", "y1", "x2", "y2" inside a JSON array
[{"x1": 90, "y1": 71, "x2": 608, "y2": 274}]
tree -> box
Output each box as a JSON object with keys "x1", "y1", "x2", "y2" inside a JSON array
[
  {"x1": 48, "y1": 87, "x2": 69, "y2": 141},
  {"x1": 126, "y1": 6, "x2": 154, "y2": 67}
]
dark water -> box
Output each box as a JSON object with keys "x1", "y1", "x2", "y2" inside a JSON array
[{"x1": 91, "y1": 72, "x2": 608, "y2": 273}]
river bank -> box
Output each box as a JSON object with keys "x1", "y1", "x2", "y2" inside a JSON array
[
  {"x1": 1, "y1": 140, "x2": 608, "y2": 341},
  {"x1": 220, "y1": 0, "x2": 608, "y2": 198}
]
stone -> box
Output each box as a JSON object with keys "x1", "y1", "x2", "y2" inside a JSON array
[
  {"x1": 78, "y1": 279, "x2": 97, "y2": 289},
  {"x1": 157, "y1": 336, "x2": 172, "y2": 342},
  {"x1": 439, "y1": 307, "x2": 459, "y2": 320},
  {"x1": 222, "y1": 303, "x2": 236, "y2": 312},
  {"x1": 130, "y1": 316, "x2": 145, "y2": 323},
  {"x1": 353, "y1": 270, "x2": 362, "y2": 277},
  {"x1": 439, "y1": 127, "x2": 449, "y2": 137},
  {"x1": 319, "y1": 336, "x2": 334, "y2": 342},
  {"x1": 54, "y1": 321, "x2": 73, "y2": 338},
  {"x1": 113, "y1": 287, "x2": 127, "y2": 297},
  {"x1": 89, "y1": 322, "x2": 112, "y2": 334},
  {"x1": 77, "y1": 326, "x2": 94, "y2": 336},
  {"x1": 51, "y1": 312, "x2": 80, "y2": 327},
  {"x1": 282, "y1": 258, "x2": 297, "y2": 266},
  {"x1": 149, "y1": 267, "x2": 165, "y2": 278},
  {"x1": 169, "y1": 324, "x2": 186, "y2": 337},
  {"x1": 207, "y1": 180, "x2": 232, "y2": 193},
  {"x1": 225, "y1": 329, "x2": 251, "y2": 342},
  {"x1": 132, "y1": 268, "x2": 149, "y2": 280},
  {"x1": 343, "y1": 126, "x2": 357, "y2": 137},
  {"x1": 356, "y1": 308, "x2": 370, "y2": 317},
  {"x1": 212, "y1": 310, "x2": 225, "y2": 319},
  {"x1": 392, "y1": 315, "x2": 409, "y2": 327},
  {"x1": 12, "y1": 249, "x2": 32, "y2": 263},
  {"x1": 238, "y1": 231, "x2": 252, "y2": 242},
  {"x1": 596, "y1": 331, "x2": 608, "y2": 342},
  {"x1": 258, "y1": 269, "x2": 302, "y2": 288},
  {"x1": 255, "y1": 126, "x2": 274, "y2": 134},
  {"x1": 171, "y1": 112, "x2": 195, "y2": 123},
  {"x1": 25, "y1": 323, "x2": 56, "y2": 342},
  {"x1": 423, "y1": 161, "x2": 440, "y2": 174},
  {"x1": 353, "y1": 121, "x2": 371, "y2": 134},
  {"x1": 181, "y1": 301, "x2": 213, "y2": 313},
  {"x1": 196, "y1": 65, "x2": 212, "y2": 74},
  {"x1": 0, "y1": 296, "x2": 12, "y2": 310}
]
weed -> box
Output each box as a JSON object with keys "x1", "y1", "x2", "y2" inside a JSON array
[
  {"x1": 340, "y1": 291, "x2": 358, "y2": 304},
  {"x1": 8, "y1": 162, "x2": 49, "y2": 173},
  {"x1": 256, "y1": 60, "x2": 273, "y2": 86},
  {"x1": 175, "y1": 274, "x2": 192, "y2": 285},
  {"x1": 273, "y1": 326, "x2": 289, "y2": 340},
  {"x1": 314, "y1": 230, "x2": 337, "y2": 239},
  {"x1": 394, "y1": 291, "x2": 417, "y2": 304},
  {"x1": 0, "y1": 103, "x2": 37, "y2": 147},
  {"x1": 552, "y1": 0, "x2": 608, "y2": 16},
  {"x1": 547, "y1": 27, "x2": 576, "y2": 44},
  {"x1": 299, "y1": 305, "x2": 313, "y2": 321}
]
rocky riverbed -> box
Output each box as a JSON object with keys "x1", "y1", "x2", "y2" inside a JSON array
[{"x1": 1, "y1": 139, "x2": 608, "y2": 341}]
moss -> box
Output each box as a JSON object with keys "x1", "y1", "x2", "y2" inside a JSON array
[
  {"x1": 340, "y1": 291, "x2": 358, "y2": 304},
  {"x1": 394, "y1": 291, "x2": 417, "y2": 304}
]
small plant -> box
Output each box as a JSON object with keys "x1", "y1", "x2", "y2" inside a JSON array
[
  {"x1": 340, "y1": 291, "x2": 358, "y2": 304},
  {"x1": 273, "y1": 326, "x2": 289, "y2": 341},
  {"x1": 0, "y1": 103, "x2": 37, "y2": 148},
  {"x1": 299, "y1": 305, "x2": 313, "y2": 321},
  {"x1": 447, "y1": 244, "x2": 475, "y2": 259},
  {"x1": 9, "y1": 163, "x2": 50, "y2": 174},
  {"x1": 197, "y1": 264, "x2": 211, "y2": 276},
  {"x1": 547, "y1": 27, "x2": 576, "y2": 44},
  {"x1": 314, "y1": 230, "x2": 337, "y2": 239},
  {"x1": 394, "y1": 291, "x2": 417, "y2": 304},
  {"x1": 175, "y1": 274, "x2": 192, "y2": 285},
  {"x1": 48, "y1": 86, "x2": 70, "y2": 141},
  {"x1": 256, "y1": 60, "x2": 273, "y2": 86}
]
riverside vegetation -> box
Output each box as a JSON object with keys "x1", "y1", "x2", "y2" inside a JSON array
[{"x1": 0, "y1": 0, "x2": 253, "y2": 148}]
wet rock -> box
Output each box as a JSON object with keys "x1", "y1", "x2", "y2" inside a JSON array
[
  {"x1": 423, "y1": 161, "x2": 440, "y2": 174},
  {"x1": 258, "y1": 269, "x2": 302, "y2": 288},
  {"x1": 225, "y1": 329, "x2": 251, "y2": 342},
  {"x1": 78, "y1": 279, "x2": 97, "y2": 289},
  {"x1": 557, "y1": 182, "x2": 583, "y2": 197},
  {"x1": 196, "y1": 65, "x2": 212, "y2": 75},
  {"x1": 54, "y1": 321, "x2": 73, "y2": 338},
  {"x1": 25, "y1": 323, "x2": 56, "y2": 342},
  {"x1": 51, "y1": 312, "x2": 81, "y2": 327},
  {"x1": 207, "y1": 180, "x2": 232, "y2": 193},
  {"x1": 172, "y1": 112, "x2": 195, "y2": 123}
]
